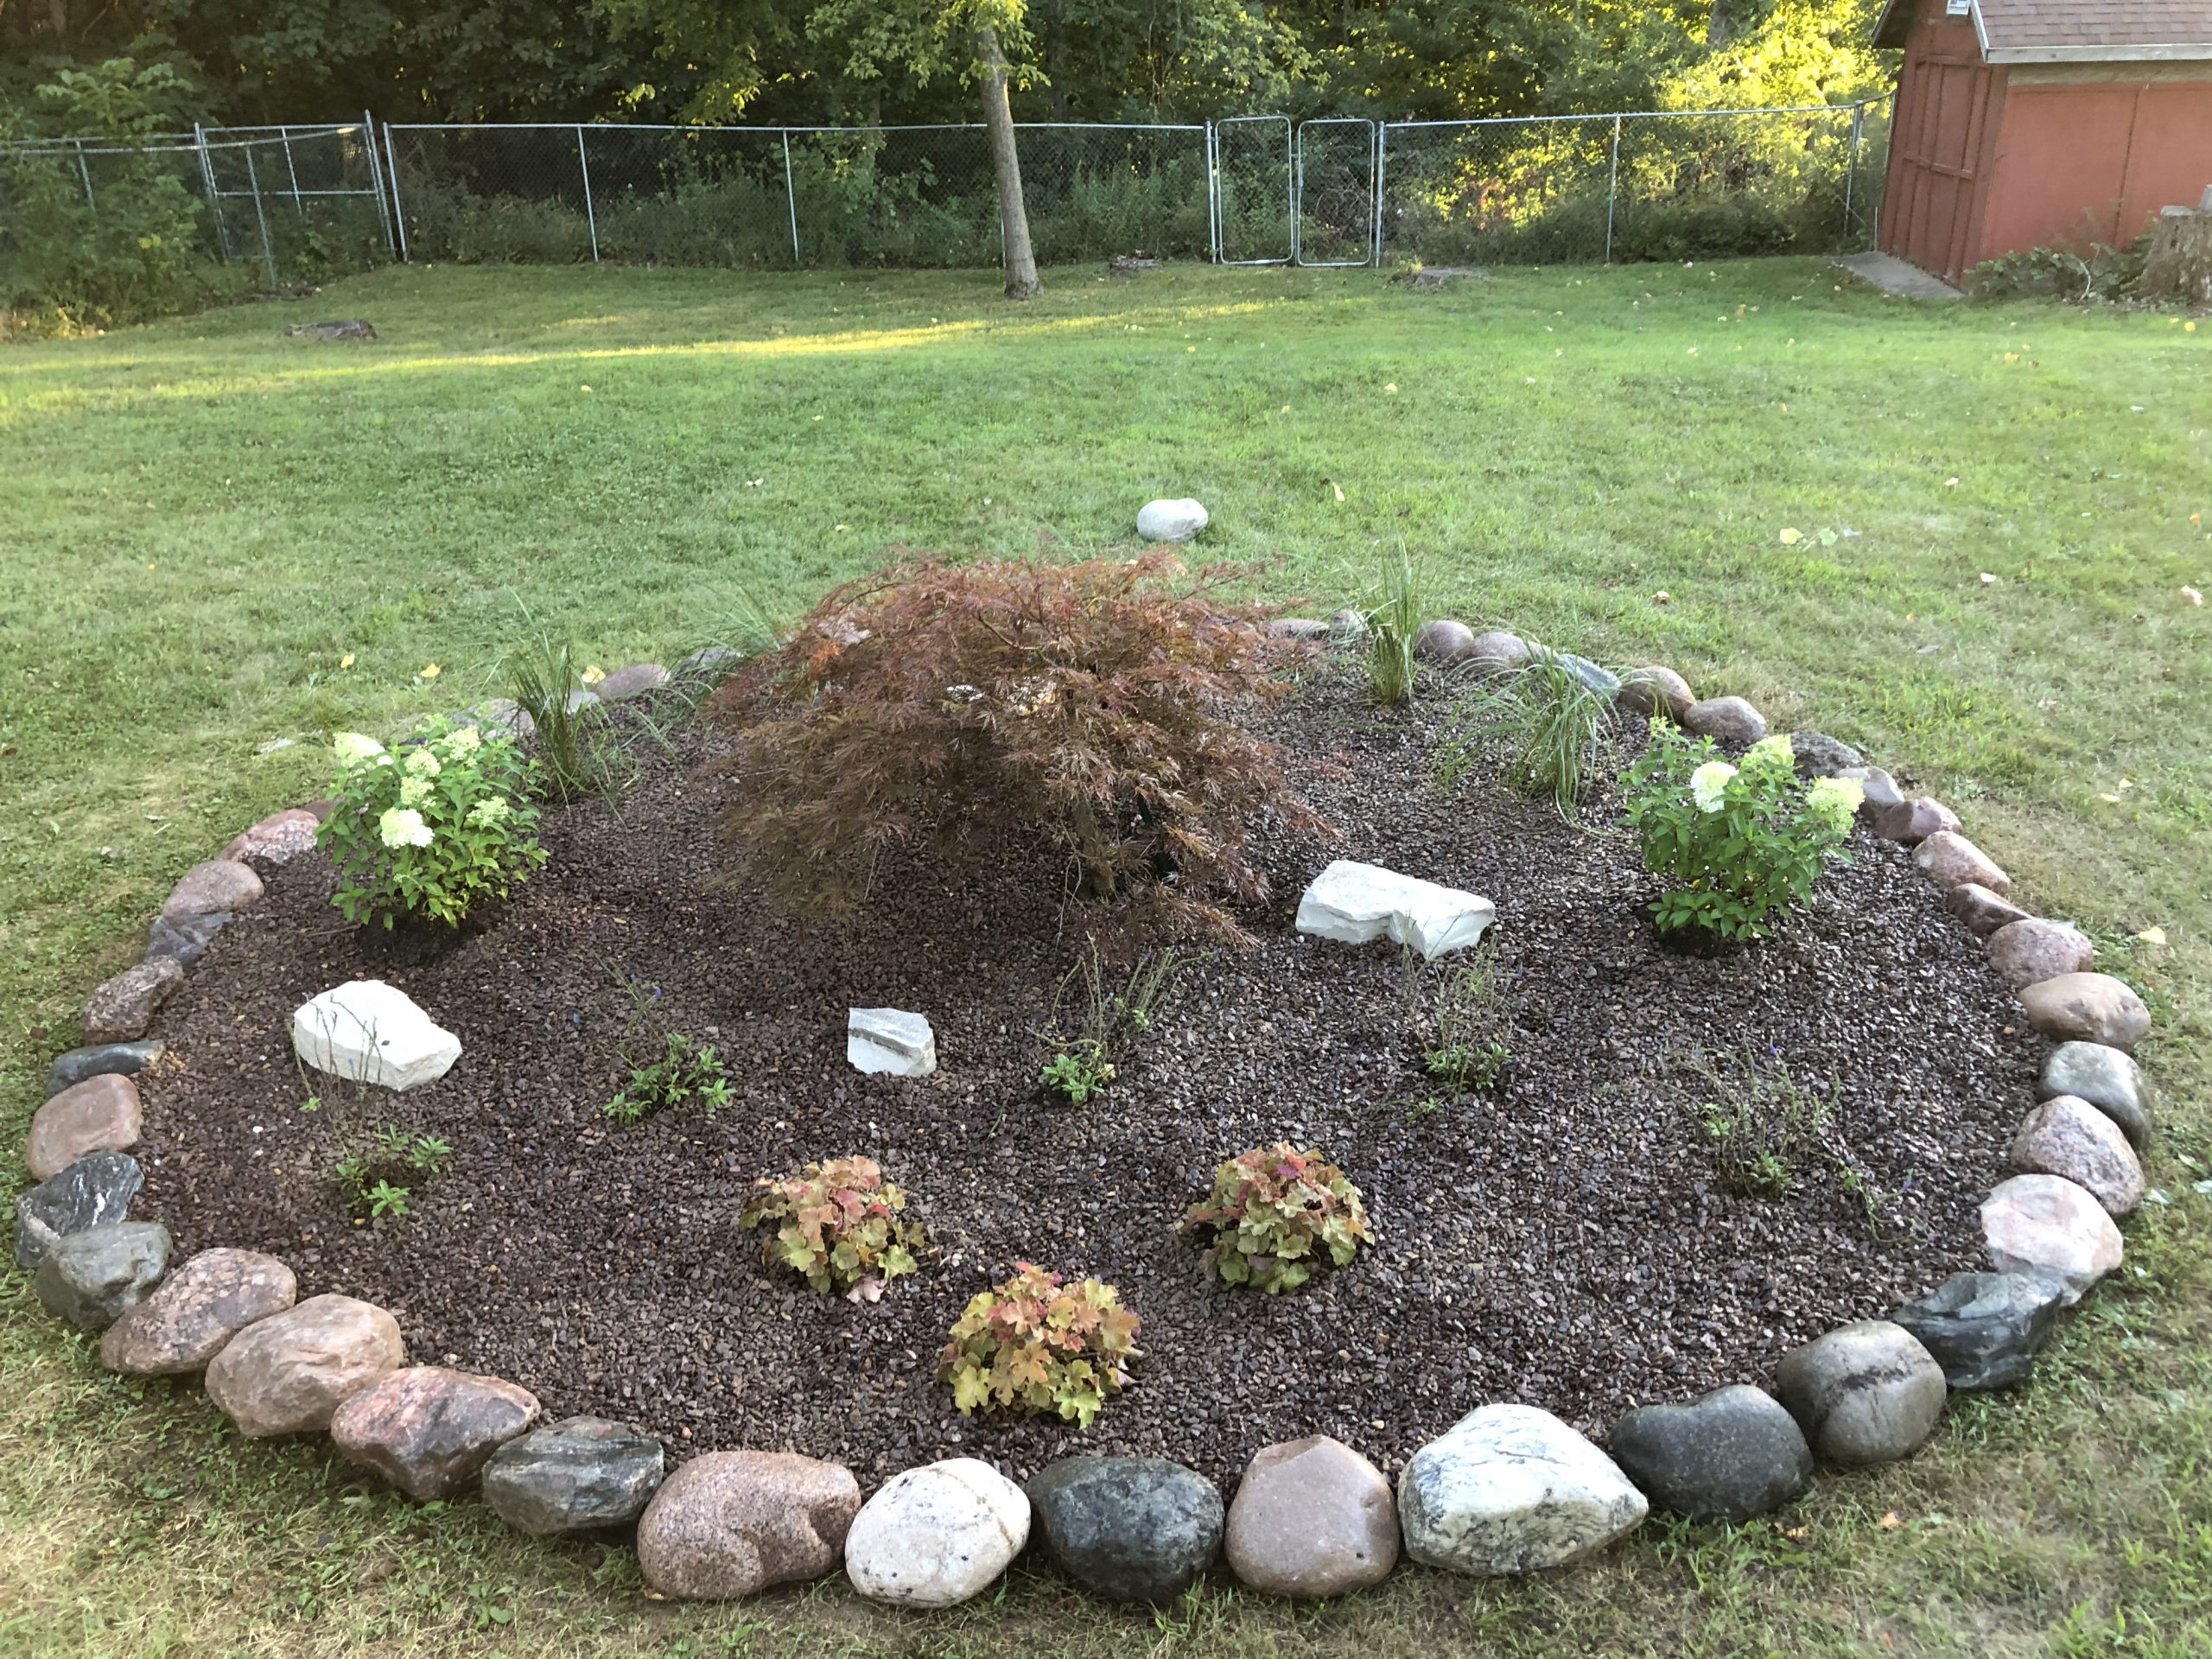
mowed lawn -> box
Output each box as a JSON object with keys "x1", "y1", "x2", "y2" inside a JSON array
[{"x1": 1, "y1": 259, "x2": 2208, "y2": 1657}]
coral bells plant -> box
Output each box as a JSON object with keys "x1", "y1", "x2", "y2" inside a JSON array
[
  {"x1": 318, "y1": 721, "x2": 544, "y2": 929},
  {"x1": 938, "y1": 1262, "x2": 1141, "y2": 1426},
  {"x1": 1620, "y1": 724, "x2": 1861, "y2": 944},
  {"x1": 1181, "y1": 1143, "x2": 1372, "y2": 1294},
  {"x1": 741, "y1": 1156, "x2": 924, "y2": 1299},
  {"x1": 710, "y1": 552, "x2": 1328, "y2": 941}
]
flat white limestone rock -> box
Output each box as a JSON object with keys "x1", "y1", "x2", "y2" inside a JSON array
[
  {"x1": 1399, "y1": 1403, "x2": 1648, "y2": 1576},
  {"x1": 1135, "y1": 498, "x2": 1208, "y2": 543},
  {"x1": 1295, "y1": 860, "x2": 1496, "y2": 960},
  {"x1": 292, "y1": 980, "x2": 461, "y2": 1092},
  {"x1": 848, "y1": 1007, "x2": 937, "y2": 1077}
]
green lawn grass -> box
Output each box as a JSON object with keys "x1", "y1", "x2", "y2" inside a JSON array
[{"x1": 1, "y1": 259, "x2": 2208, "y2": 1657}]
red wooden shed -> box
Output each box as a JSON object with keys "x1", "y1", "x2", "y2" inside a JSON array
[{"x1": 1872, "y1": 0, "x2": 2212, "y2": 283}]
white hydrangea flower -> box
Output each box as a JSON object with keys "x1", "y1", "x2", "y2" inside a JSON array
[
  {"x1": 438, "y1": 724, "x2": 482, "y2": 756},
  {"x1": 1690, "y1": 760, "x2": 1738, "y2": 813},
  {"x1": 402, "y1": 747, "x2": 442, "y2": 779},
  {"x1": 1747, "y1": 734, "x2": 1794, "y2": 764},
  {"x1": 398, "y1": 774, "x2": 433, "y2": 809},
  {"x1": 1807, "y1": 774, "x2": 1865, "y2": 824},
  {"x1": 466, "y1": 795, "x2": 512, "y2": 829},
  {"x1": 378, "y1": 807, "x2": 434, "y2": 849},
  {"x1": 333, "y1": 731, "x2": 385, "y2": 764}
]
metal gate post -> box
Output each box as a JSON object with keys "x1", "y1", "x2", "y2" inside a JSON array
[
  {"x1": 280, "y1": 125, "x2": 304, "y2": 213},
  {"x1": 194, "y1": 122, "x2": 232, "y2": 259},
  {"x1": 575, "y1": 124, "x2": 601, "y2": 263},
  {"x1": 1371, "y1": 123, "x2": 1386, "y2": 265},
  {"x1": 1204, "y1": 121, "x2": 1218, "y2": 262},
  {"x1": 780, "y1": 129, "x2": 800, "y2": 263},
  {"x1": 363, "y1": 111, "x2": 397, "y2": 258},
  {"x1": 382, "y1": 121, "x2": 410, "y2": 260},
  {"x1": 1844, "y1": 103, "x2": 1865, "y2": 239},
  {"x1": 243, "y1": 142, "x2": 278, "y2": 286},
  {"x1": 1604, "y1": 114, "x2": 1623, "y2": 264},
  {"x1": 73, "y1": 138, "x2": 95, "y2": 212}
]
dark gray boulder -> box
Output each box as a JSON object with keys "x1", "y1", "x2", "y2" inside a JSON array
[
  {"x1": 2037, "y1": 1041, "x2": 2152, "y2": 1148},
  {"x1": 34, "y1": 1221, "x2": 171, "y2": 1330},
  {"x1": 45, "y1": 1042, "x2": 163, "y2": 1100},
  {"x1": 1026, "y1": 1456, "x2": 1224, "y2": 1605},
  {"x1": 482, "y1": 1415, "x2": 666, "y2": 1535},
  {"x1": 15, "y1": 1151, "x2": 143, "y2": 1268},
  {"x1": 1888, "y1": 1272, "x2": 2064, "y2": 1390},
  {"x1": 145, "y1": 910, "x2": 230, "y2": 967},
  {"x1": 1791, "y1": 731, "x2": 1866, "y2": 777},
  {"x1": 1607, "y1": 1384, "x2": 1813, "y2": 1521}
]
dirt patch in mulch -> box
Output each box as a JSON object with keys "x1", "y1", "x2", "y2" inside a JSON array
[{"x1": 132, "y1": 667, "x2": 2031, "y2": 1486}]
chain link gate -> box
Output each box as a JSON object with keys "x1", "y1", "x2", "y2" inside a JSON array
[
  {"x1": 1294, "y1": 118, "x2": 1379, "y2": 265},
  {"x1": 1211, "y1": 115, "x2": 1292, "y2": 264}
]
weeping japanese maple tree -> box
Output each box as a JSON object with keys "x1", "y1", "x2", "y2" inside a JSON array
[{"x1": 709, "y1": 551, "x2": 1327, "y2": 939}]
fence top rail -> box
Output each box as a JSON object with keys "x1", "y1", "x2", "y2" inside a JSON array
[
  {"x1": 1383, "y1": 98, "x2": 1890, "y2": 130},
  {"x1": 0, "y1": 126, "x2": 365, "y2": 157},
  {"x1": 383, "y1": 118, "x2": 1208, "y2": 135}
]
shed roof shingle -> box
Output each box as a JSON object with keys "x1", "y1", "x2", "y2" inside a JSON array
[
  {"x1": 1873, "y1": 0, "x2": 2212, "y2": 53},
  {"x1": 1978, "y1": 0, "x2": 2212, "y2": 48}
]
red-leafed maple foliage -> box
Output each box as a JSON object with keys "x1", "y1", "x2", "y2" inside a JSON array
[{"x1": 709, "y1": 551, "x2": 1326, "y2": 939}]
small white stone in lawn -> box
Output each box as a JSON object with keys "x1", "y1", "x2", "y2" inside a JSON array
[
  {"x1": 1135, "y1": 499, "x2": 1208, "y2": 543},
  {"x1": 848, "y1": 1008, "x2": 937, "y2": 1077},
  {"x1": 1295, "y1": 861, "x2": 1497, "y2": 961},
  {"x1": 292, "y1": 980, "x2": 461, "y2": 1092}
]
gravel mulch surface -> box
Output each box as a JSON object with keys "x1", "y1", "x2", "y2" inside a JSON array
[{"x1": 132, "y1": 669, "x2": 2030, "y2": 1485}]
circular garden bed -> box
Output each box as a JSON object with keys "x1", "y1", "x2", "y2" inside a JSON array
[{"x1": 20, "y1": 556, "x2": 2155, "y2": 1606}]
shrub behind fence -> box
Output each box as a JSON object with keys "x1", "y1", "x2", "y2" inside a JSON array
[{"x1": 0, "y1": 102, "x2": 1888, "y2": 321}]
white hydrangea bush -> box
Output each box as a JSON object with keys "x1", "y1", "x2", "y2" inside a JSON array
[
  {"x1": 1621, "y1": 728, "x2": 1861, "y2": 944},
  {"x1": 317, "y1": 720, "x2": 546, "y2": 928}
]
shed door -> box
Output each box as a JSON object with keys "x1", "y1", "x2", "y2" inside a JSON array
[{"x1": 1883, "y1": 54, "x2": 1999, "y2": 282}]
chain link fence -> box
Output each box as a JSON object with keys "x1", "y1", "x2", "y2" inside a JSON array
[
  {"x1": 1379, "y1": 104, "x2": 1887, "y2": 267},
  {"x1": 0, "y1": 122, "x2": 389, "y2": 282},
  {"x1": 3, "y1": 101, "x2": 1887, "y2": 295}
]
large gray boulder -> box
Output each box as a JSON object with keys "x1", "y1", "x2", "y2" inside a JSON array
[
  {"x1": 15, "y1": 1151, "x2": 143, "y2": 1268},
  {"x1": 1399, "y1": 1404, "x2": 1647, "y2": 1577},
  {"x1": 1136, "y1": 498, "x2": 1209, "y2": 543},
  {"x1": 1027, "y1": 1456, "x2": 1223, "y2": 1605},
  {"x1": 1887, "y1": 1272, "x2": 2064, "y2": 1390},
  {"x1": 44, "y1": 1041, "x2": 162, "y2": 1100},
  {"x1": 1681, "y1": 696, "x2": 1767, "y2": 745},
  {"x1": 1606, "y1": 1385, "x2": 1811, "y2": 1521},
  {"x1": 33, "y1": 1221, "x2": 171, "y2": 1331},
  {"x1": 2037, "y1": 1042, "x2": 2152, "y2": 1147},
  {"x1": 1773, "y1": 1321, "x2": 1946, "y2": 1465},
  {"x1": 1987, "y1": 919, "x2": 2095, "y2": 991},
  {"x1": 483, "y1": 1415, "x2": 666, "y2": 1535}
]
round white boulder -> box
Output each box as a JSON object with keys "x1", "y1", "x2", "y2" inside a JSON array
[
  {"x1": 844, "y1": 1457, "x2": 1030, "y2": 1609},
  {"x1": 1135, "y1": 499, "x2": 1209, "y2": 543}
]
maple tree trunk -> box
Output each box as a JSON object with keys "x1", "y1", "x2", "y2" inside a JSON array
[{"x1": 976, "y1": 23, "x2": 1041, "y2": 301}]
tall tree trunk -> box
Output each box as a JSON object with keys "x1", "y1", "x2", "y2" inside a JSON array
[{"x1": 976, "y1": 22, "x2": 1041, "y2": 300}]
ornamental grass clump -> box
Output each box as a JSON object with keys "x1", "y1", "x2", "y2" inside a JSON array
[
  {"x1": 318, "y1": 721, "x2": 545, "y2": 929},
  {"x1": 938, "y1": 1263, "x2": 1140, "y2": 1427},
  {"x1": 1181, "y1": 1143, "x2": 1372, "y2": 1294},
  {"x1": 1621, "y1": 724, "x2": 1861, "y2": 944},
  {"x1": 741, "y1": 1155, "x2": 925, "y2": 1299},
  {"x1": 709, "y1": 551, "x2": 1327, "y2": 942}
]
